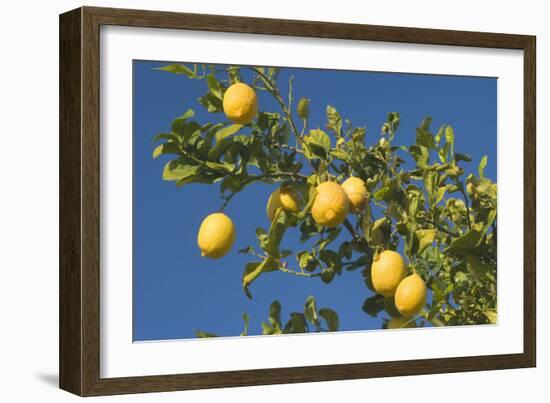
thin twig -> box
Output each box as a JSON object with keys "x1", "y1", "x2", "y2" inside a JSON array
[
  {"x1": 343, "y1": 218, "x2": 373, "y2": 259},
  {"x1": 277, "y1": 265, "x2": 321, "y2": 278},
  {"x1": 249, "y1": 67, "x2": 302, "y2": 144},
  {"x1": 456, "y1": 179, "x2": 472, "y2": 229},
  {"x1": 419, "y1": 217, "x2": 460, "y2": 238},
  {"x1": 278, "y1": 143, "x2": 304, "y2": 154},
  {"x1": 220, "y1": 172, "x2": 307, "y2": 211}
]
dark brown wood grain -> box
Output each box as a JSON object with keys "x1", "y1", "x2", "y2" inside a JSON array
[
  {"x1": 59, "y1": 6, "x2": 537, "y2": 396},
  {"x1": 59, "y1": 7, "x2": 82, "y2": 395}
]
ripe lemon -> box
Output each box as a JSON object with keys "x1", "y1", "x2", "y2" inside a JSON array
[
  {"x1": 395, "y1": 273, "x2": 427, "y2": 317},
  {"x1": 342, "y1": 177, "x2": 368, "y2": 214},
  {"x1": 371, "y1": 250, "x2": 406, "y2": 297},
  {"x1": 197, "y1": 212, "x2": 236, "y2": 259},
  {"x1": 311, "y1": 181, "x2": 350, "y2": 227},
  {"x1": 387, "y1": 316, "x2": 416, "y2": 329},
  {"x1": 222, "y1": 82, "x2": 258, "y2": 124},
  {"x1": 266, "y1": 187, "x2": 301, "y2": 221}
]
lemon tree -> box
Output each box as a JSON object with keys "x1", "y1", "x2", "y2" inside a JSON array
[{"x1": 152, "y1": 63, "x2": 498, "y2": 335}]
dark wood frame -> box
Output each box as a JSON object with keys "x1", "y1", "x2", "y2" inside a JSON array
[{"x1": 60, "y1": 6, "x2": 536, "y2": 397}]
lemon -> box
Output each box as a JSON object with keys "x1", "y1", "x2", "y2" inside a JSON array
[
  {"x1": 197, "y1": 212, "x2": 236, "y2": 259},
  {"x1": 387, "y1": 316, "x2": 416, "y2": 329},
  {"x1": 311, "y1": 181, "x2": 350, "y2": 227},
  {"x1": 371, "y1": 250, "x2": 406, "y2": 297},
  {"x1": 222, "y1": 82, "x2": 258, "y2": 124},
  {"x1": 342, "y1": 177, "x2": 368, "y2": 214},
  {"x1": 266, "y1": 187, "x2": 301, "y2": 221},
  {"x1": 395, "y1": 273, "x2": 427, "y2": 317}
]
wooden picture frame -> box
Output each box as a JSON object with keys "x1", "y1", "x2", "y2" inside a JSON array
[{"x1": 59, "y1": 6, "x2": 536, "y2": 396}]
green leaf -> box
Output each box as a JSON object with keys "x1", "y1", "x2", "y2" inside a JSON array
[
  {"x1": 156, "y1": 64, "x2": 196, "y2": 78},
  {"x1": 238, "y1": 246, "x2": 253, "y2": 255},
  {"x1": 447, "y1": 230, "x2": 482, "y2": 254},
  {"x1": 415, "y1": 229, "x2": 437, "y2": 253},
  {"x1": 370, "y1": 217, "x2": 391, "y2": 246},
  {"x1": 261, "y1": 322, "x2": 274, "y2": 335},
  {"x1": 304, "y1": 296, "x2": 320, "y2": 327},
  {"x1": 152, "y1": 142, "x2": 180, "y2": 159},
  {"x1": 409, "y1": 145, "x2": 429, "y2": 168},
  {"x1": 423, "y1": 170, "x2": 437, "y2": 200},
  {"x1": 297, "y1": 98, "x2": 310, "y2": 119},
  {"x1": 195, "y1": 330, "x2": 218, "y2": 338},
  {"x1": 215, "y1": 124, "x2": 242, "y2": 142},
  {"x1": 326, "y1": 105, "x2": 342, "y2": 136},
  {"x1": 383, "y1": 297, "x2": 401, "y2": 318},
  {"x1": 438, "y1": 143, "x2": 451, "y2": 163},
  {"x1": 220, "y1": 175, "x2": 248, "y2": 193},
  {"x1": 320, "y1": 269, "x2": 336, "y2": 284},
  {"x1": 419, "y1": 116, "x2": 433, "y2": 132},
  {"x1": 330, "y1": 148, "x2": 348, "y2": 161},
  {"x1": 284, "y1": 313, "x2": 307, "y2": 334},
  {"x1": 304, "y1": 129, "x2": 331, "y2": 159},
  {"x1": 382, "y1": 112, "x2": 400, "y2": 137},
  {"x1": 416, "y1": 128, "x2": 434, "y2": 149},
  {"x1": 465, "y1": 254, "x2": 492, "y2": 279},
  {"x1": 317, "y1": 227, "x2": 342, "y2": 252},
  {"x1": 176, "y1": 173, "x2": 222, "y2": 187},
  {"x1": 152, "y1": 132, "x2": 180, "y2": 144},
  {"x1": 435, "y1": 186, "x2": 447, "y2": 204},
  {"x1": 162, "y1": 161, "x2": 200, "y2": 181},
  {"x1": 478, "y1": 155, "x2": 488, "y2": 179},
  {"x1": 269, "y1": 300, "x2": 282, "y2": 328},
  {"x1": 319, "y1": 308, "x2": 339, "y2": 331},
  {"x1": 208, "y1": 136, "x2": 235, "y2": 160},
  {"x1": 242, "y1": 256, "x2": 279, "y2": 299},
  {"x1": 351, "y1": 127, "x2": 366, "y2": 143},
  {"x1": 205, "y1": 161, "x2": 235, "y2": 173},
  {"x1": 482, "y1": 209, "x2": 497, "y2": 236},
  {"x1": 319, "y1": 249, "x2": 342, "y2": 272},
  {"x1": 483, "y1": 310, "x2": 497, "y2": 324},
  {"x1": 297, "y1": 251, "x2": 317, "y2": 271},
  {"x1": 444, "y1": 125, "x2": 455, "y2": 159},
  {"x1": 198, "y1": 92, "x2": 223, "y2": 113},
  {"x1": 434, "y1": 125, "x2": 445, "y2": 147},
  {"x1": 263, "y1": 209, "x2": 291, "y2": 258},
  {"x1": 455, "y1": 153, "x2": 472, "y2": 162},
  {"x1": 206, "y1": 74, "x2": 223, "y2": 99},
  {"x1": 227, "y1": 66, "x2": 241, "y2": 84},
  {"x1": 362, "y1": 294, "x2": 384, "y2": 317},
  {"x1": 240, "y1": 313, "x2": 250, "y2": 336},
  {"x1": 171, "y1": 109, "x2": 195, "y2": 135}
]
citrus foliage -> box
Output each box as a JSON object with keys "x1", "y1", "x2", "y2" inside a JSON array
[
  {"x1": 195, "y1": 296, "x2": 339, "y2": 338},
  {"x1": 153, "y1": 63, "x2": 497, "y2": 334}
]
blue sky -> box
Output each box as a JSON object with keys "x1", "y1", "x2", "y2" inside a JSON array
[{"x1": 133, "y1": 60, "x2": 497, "y2": 341}]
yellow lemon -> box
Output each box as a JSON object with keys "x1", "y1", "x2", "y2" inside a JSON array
[
  {"x1": 371, "y1": 250, "x2": 406, "y2": 297},
  {"x1": 395, "y1": 273, "x2": 427, "y2": 317},
  {"x1": 342, "y1": 177, "x2": 368, "y2": 214},
  {"x1": 197, "y1": 212, "x2": 236, "y2": 259},
  {"x1": 222, "y1": 82, "x2": 258, "y2": 124},
  {"x1": 311, "y1": 181, "x2": 349, "y2": 227},
  {"x1": 266, "y1": 187, "x2": 301, "y2": 221},
  {"x1": 387, "y1": 316, "x2": 417, "y2": 329}
]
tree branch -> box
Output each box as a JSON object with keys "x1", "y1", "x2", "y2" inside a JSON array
[
  {"x1": 419, "y1": 217, "x2": 460, "y2": 238},
  {"x1": 343, "y1": 218, "x2": 373, "y2": 259},
  {"x1": 456, "y1": 179, "x2": 472, "y2": 229},
  {"x1": 220, "y1": 172, "x2": 307, "y2": 211}
]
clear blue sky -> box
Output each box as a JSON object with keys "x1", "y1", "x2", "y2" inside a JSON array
[{"x1": 133, "y1": 60, "x2": 497, "y2": 341}]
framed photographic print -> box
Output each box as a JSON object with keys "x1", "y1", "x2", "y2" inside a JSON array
[{"x1": 59, "y1": 6, "x2": 536, "y2": 396}]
